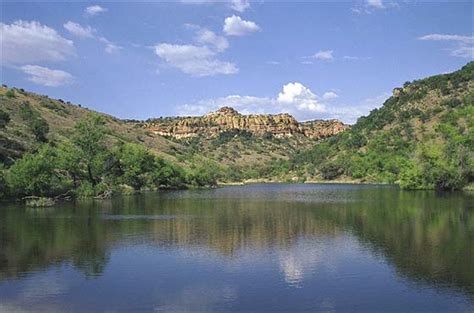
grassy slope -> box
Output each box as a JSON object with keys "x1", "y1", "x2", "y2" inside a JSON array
[
  {"x1": 0, "y1": 86, "x2": 185, "y2": 164},
  {"x1": 286, "y1": 62, "x2": 474, "y2": 187}
]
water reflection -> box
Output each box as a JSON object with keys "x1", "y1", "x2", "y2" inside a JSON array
[{"x1": 0, "y1": 184, "x2": 472, "y2": 311}]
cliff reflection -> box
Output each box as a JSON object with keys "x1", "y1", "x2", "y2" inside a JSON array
[{"x1": 0, "y1": 186, "x2": 472, "y2": 295}]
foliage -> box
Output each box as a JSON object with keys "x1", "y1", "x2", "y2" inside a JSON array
[
  {"x1": 0, "y1": 110, "x2": 10, "y2": 128},
  {"x1": 187, "y1": 157, "x2": 219, "y2": 187},
  {"x1": 286, "y1": 61, "x2": 474, "y2": 190},
  {"x1": 6, "y1": 145, "x2": 69, "y2": 197},
  {"x1": 72, "y1": 114, "x2": 108, "y2": 185},
  {"x1": 31, "y1": 118, "x2": 50, "y2": 142},
  {"x1": 5, "y1": 89, "x2": 16, "y2": 98}
]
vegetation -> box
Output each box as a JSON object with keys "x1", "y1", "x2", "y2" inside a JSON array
[
  {"x1": 280, "y1": 62, "x2": 474, "y2": 190},
  {"x1": 0, "y1": 110, "x2": 10, "y2": 128},
  {"x1": 1, "y1": 113, "x2": 218, "y2": 200},
  {"x1": 0, "y1": 62, "x2": 472, "y2": 197}
]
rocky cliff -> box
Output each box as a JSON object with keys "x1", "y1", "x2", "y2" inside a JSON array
[{"x1": 137, "y1": 107, "x2": 348, "y2": 140}]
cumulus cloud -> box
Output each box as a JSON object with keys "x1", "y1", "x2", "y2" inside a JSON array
[
  {"x1": 230, "y1": 0, "x2": 250, "y2": 12},
  {"x1": 154, "y1": 43, "x2": 238, "y2": 76},
  {"x1": 418, "y1": 33, "x2": 474, "y2": 59},
  {"x1": 311, "y1": 50, "x2": 334, "y2": 61},
  {"x1": 21, "y1": 65, "x2": 74, "y2": 87},
  {"x1": 195, "y1": 28, "x2": 229, "y2": 52},
  {"x1": 64, "y1": 21, "x2": 95, "y2": 39},
  {"x1": 176, "y1": 83, "x2": 391, "y2": 123},
  {"x1": 177, "y1": 82, "x2": 334, "y2": 121},
  {"x1": 0, "y1": 20, "x2": 75, "y2": 65},
  {"x1": 322, "y1": 91, "x2": 339, "y2": 100},
  {"x1": 85, "y1": 5, "x2": 108, "y2": 16},
  {"x1": 223, "y1": 15, "x2": 260, "y2": 36}
]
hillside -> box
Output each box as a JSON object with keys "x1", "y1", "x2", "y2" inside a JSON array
[
  {"x1": 282, "y1": 62, "x2": 474, "y2": 189},
  {"x1": 128, "y1": 107, "x2": 347, "y2": 178},
  {"x1": 0, "y1": 86, "x2": 183, "y2": 165}
]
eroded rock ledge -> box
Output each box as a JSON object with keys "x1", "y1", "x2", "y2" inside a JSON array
[{"x1": 135, "y1": 107, "x2": 349, "y2": 140}]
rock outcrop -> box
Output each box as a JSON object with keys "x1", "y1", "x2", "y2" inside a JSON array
[{"x1": 137, "y1": 107, "x2": 348, "y2": 140}]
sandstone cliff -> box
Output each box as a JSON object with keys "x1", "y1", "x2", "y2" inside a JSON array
[{"x1": 138, "y1": 107, "x2": 348, "y2": 140}]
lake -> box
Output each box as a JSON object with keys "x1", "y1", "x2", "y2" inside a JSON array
[{"x1": 0, "y1": 184, "x2": 473, "y2": 312}]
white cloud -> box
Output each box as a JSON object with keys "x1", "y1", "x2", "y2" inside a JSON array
[
  {"x1": 322, "y1": 91, "x2": 339, "y2": 100},
  {"x1": 21, "y1": 65, "x2": 74, "y2": 87},
  {"x1": 343, "y1": 55, "x2": 371, "y2": 61},
  {"x1": 62, "y1": 21, "x2": 121, "y2": 54},
  {"x1": 418, "y1": 33, "x2": 474, "y2": 59},
  {"x1": 85, "y1": 5, "x2": 108, "y2": 16},
  {"x1": 223, "y1": 15, "x2": 260, "y2": 36},
  {"x1": 230, "y1": 0, "x2": 250, "y2": 12},
  {"x1": 366, "y1": 0, "x2": 384, "y2": 9},
  {"x1": 180, "y1": 0, "x2": 250, "y2": 12},
  {"x1": 176, "y1": 84, "x2": 392, "y2": 123},
  {"x1": 154, "y1": 43, "x2": 238, "y2": 76},
  {"x1": 63, "y1": 21, "x2": 95, "y2": 39},
  {"x1": 418, "y1": 34, "x2": 473, "y2": 44},
  {"x1": 278, "y1": 82, "x2": 326, "y2": 113},
  {"x1": 451, "y1": 46, "x2": 473, "y2": 58},
  {"x1": 98, "y1": 37, "x2": 122, "y2": 54},
  {"x1": 178, "y1": 82, "x2": 330, "y2": 121},
  {"x1": 311, "y1": 50, "x2": 334, "y2": 60},
  {"x1": 195, "y1": 28, "x2": 229, "y2": 52},
  {"x1": 0, "y1": 20, "x2": 75, "y2": 65}
]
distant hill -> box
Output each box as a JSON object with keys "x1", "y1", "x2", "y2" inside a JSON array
[
  {"x1": 284, "y1": 62, "x2": 473, "y2": 189},
  {"x1": 135, "y1": 106, "x2": 347, "y2": 140}
]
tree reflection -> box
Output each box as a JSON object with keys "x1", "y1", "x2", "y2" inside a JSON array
[{"x1": 0, "y1": 186, "x2": 472, "y2": 296}]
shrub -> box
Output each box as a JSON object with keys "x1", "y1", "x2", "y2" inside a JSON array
[
  {"x1": 0, "y1": 110, "x2": 10, "y2": 128},
  {"x1": 320, "y1": 163, "x2": 343, "y2": 180},
  {"x1": 441, "y1": 98, "x2": 462, "y2": 108},
  {"x1": 6, "y1": 146, "x2": 68, "y2": 196},
  {"x1": 31, "y1": 118, "x2": 49, "y2": 142},
  {"x1": 5, "y1": 89, "x2": 15, "y2": 98}
]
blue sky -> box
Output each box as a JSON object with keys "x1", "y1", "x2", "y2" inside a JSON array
[{"x1": 1, "y1": 1, "x2": 472, "y2": 123}]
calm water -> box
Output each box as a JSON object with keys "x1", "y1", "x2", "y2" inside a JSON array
[{"x1": 0, "y1": 184, "x2": 473, "y2": 312}]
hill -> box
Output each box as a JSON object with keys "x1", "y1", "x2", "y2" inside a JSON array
[
  {"x1": 0, "y1": 86, "x2": 184, "y2": 165},
  {"x1": 0, "y1": 86, "x2": 347, "y2": 198},
  {"x1": 282, "y1": 62, "x2": 473, "y2": 190}
]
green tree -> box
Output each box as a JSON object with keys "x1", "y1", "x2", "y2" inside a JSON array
[
  {"x1": 153, "y1": 158, "x2": 186, "y2": 188},
  {"x1": 72, "y1": 115, "x2": 107, "y2": 185},
  {"x1": 6, "y1": 145, "x2": 67, "y2": 196},
  {"x1": 187, "y1": 158, "x2": 219, "y2": 187},
  {"x1": 113, "y1": 143, "x2": 156, "y2": 190}
]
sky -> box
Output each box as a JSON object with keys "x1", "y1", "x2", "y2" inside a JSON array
[{"x1": 1, "y1": 0, "x2": 473, "y2": 123}]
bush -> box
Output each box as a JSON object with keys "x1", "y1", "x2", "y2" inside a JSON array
[
  {"x1": 7, "y1": 146, "x2": 68, "y2": 196},
  {"x1": 0, "y1": 110, "x2": 10, "y2": 128},
  {"x1": 320, "y1": 163, "x2": 343, "y2": 180},
  {"x1": 5, "y1": 89, "x2": 16, "y2": 98},
  {"x1": 441, "y1": 98, "x2": 462, "y2": 108},
  {"x1": 187, "y1": 158, "x2": 219, "y2": 187},
  {"x1": 31, "y1": 118, "x2": 49, "y2": 142}
]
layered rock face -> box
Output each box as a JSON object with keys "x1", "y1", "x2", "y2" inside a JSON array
[{"x1": 139, "y1": 107, "x2": 348, "y2": 140}]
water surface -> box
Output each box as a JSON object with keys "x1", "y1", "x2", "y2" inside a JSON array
[{"x1": 0, "y1": 184, "x2": 473, "y2": 312}]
